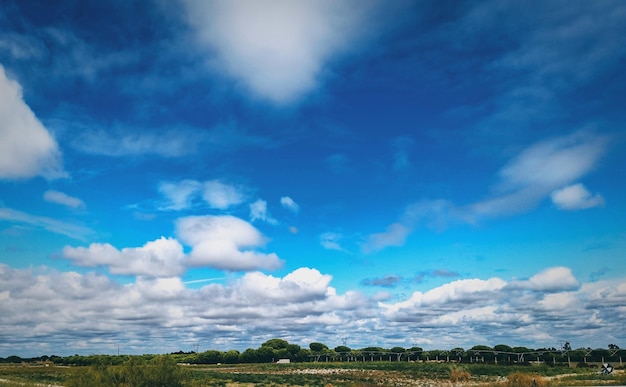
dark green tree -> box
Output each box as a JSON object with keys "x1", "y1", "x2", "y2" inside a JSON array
[
  {"x1": 334, "y1": 345, "x2": 351, "y2": 353},
  {"x1": 309, "y1": 342, "x2": 328, "y2": 352},
  {"x1": 262, "y1": 338, "x2": 289, "y2": 350}
]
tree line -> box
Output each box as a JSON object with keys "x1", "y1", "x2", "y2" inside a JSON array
[{"x1": 1, "y1": 339, "x2": 622, "y2": 366}]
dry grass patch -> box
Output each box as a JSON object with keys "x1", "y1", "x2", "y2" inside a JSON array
[
  {"x1": 505, "y1": 372, "x2": 546, "y2": 387},
  {"x1": 450, "y1": 369, "x2": 472, "y2": 383}
]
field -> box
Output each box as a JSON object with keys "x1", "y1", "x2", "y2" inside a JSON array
[{"x1": 1, "y1": 361, "x2": 625, "y2": 387}]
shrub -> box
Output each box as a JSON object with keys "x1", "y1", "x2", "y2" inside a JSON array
[
  {"x1": 450, "y1": 369, "x2": 472, "y2": 383},
  {"x1": 505, "y1": 372, "x2": 546, "y2": 387},
  {"x1": 66, "y1": 355, "x2": 190, "y2": 387}
]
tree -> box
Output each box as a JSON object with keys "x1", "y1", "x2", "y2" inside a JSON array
[
  {"x1": 223, "y1": 350, "x2": 240, "y2": 364},
  {"x1": 195, "y1": 350, "x2": 223, "y2": 364},
  {"x1": 390, "y1": 346, "x2": 406, "y2": 353},
  {"x1": 262, "y1": 338, "x2": 289, "y2": 350},
  {"x1": 309, "y1": 342, "x2": 328, "y2": 352},
  {"x1": 240, "y1": 348, "x2": 258, "y2": 363},
  {"x1": 287, "y1": 344, "x2": 301, "y2": 355},
  {"x1": 470, "y1": 345, "x2": 493, "y2": 351},
  {"x1": 494, "y1": 344, "x2": 513, "y2": 353},
  {"x1": 256, "y1": 346, "x2": 275, "y2": 363},
  {"x1": 334, "y1": 345, "x2": 351, "y2": 353}
]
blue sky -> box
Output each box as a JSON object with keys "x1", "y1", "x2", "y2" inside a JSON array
[{"x1": 1, "y1": 0, "x2": 625, "y2": 357}]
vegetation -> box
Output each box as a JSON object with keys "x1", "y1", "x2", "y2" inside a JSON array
[
  {"x1": 1, "y1": 340, "x2": 624, "y2": 386},
  {"x1": 504, "y1": 372, "x2": 546, "y2": 387}
]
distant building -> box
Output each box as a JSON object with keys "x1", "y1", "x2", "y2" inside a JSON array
[{"x1": 276, "y1": 359, "x2": 291, "y2": 364}]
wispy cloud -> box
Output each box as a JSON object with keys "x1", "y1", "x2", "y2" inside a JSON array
[
  {"x1": 157, "y1": 179, "x2": 246, "y2": 211},
  {"x1": 158, "y1": 180, "x2": 203, "y2": 211},
  {"x1": 249, "y1": 199, "x2": 278, "y2": 225},
  {"x1": 43, "y1": 190, "x2": 86, "y2": 209},
  {"x1": 361, "y1": 275, "x2": 403, "y2": 288},
  {"x1": 320, "y1": 232, "x2": 349, "y2": 253},
  {"x1": 390, "y1": 136, "x2": 413, "y2": 171},
  {"x1": 0, "y1": 207, "x2": 92, "y2": 241},
  {"x1": 280, "y1": 196, "x2": 300, "y2": 214},
  {"x1": 203, "y1": 180, "x2": 246, "y2": 210},
  {"x1": 72, "y1": 129, "x2": 204, "y2": 158},
  {"x1": 364, "y1": 130, "x2": 608, "y2": 252},
  {"x1": 0, "y1": 65, "x2": 65, "y2": 180}
]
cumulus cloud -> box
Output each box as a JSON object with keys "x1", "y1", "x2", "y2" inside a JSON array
[
  {"x1": 203, "y1": 180, "x2": 245, "y2": 209},
  {"x1": 280, "y1": 196, "x2": 300, "y2": 213},
  {"x1": 237, "y1": 268, "x2": 332, "y2": 303},
  {"x1": 63, "y1": 237, "x2": 186, "y2": 277},
  {"x1": 249, "y1": 199, "x2": 277, "y2": 224},
  {"x1": 380, "y1": 277, "x2": 507, "y2": 319},
  {"x1": 43, "y1": 190, "x2": 85, "y2": 209},
  {"x1": 511, "y1": 266, "x2": 580, "y2": 292},
  {"x1": 182, "y1": 0, "x2": 377, "y2": 104},
  {"x1": 0, "y1": 264, "x2": 366, "y2": 355},
  {"x1": 551, "y1": 183, "x2": 605, "y2": 210},
  {"x1": 0, "y1": 264, "x2": 623, "y2": 355},
  {"x1": 0, "y1": 65, "x2": 65, "y2": 180},
  {"x1": 176, "y1": 215, "x2": 283, "y2": 271}
]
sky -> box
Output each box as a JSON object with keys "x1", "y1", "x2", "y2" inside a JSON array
[{"x1": 1, "y1": 0, "x2": 625, "y2": 357}]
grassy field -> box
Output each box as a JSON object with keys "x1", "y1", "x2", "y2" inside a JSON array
[{"x1": 1, "y1": 361, "x2": 624, "y2": 386}]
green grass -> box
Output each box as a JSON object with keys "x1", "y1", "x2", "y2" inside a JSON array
[{"x1": 0, "y1": 360, "x2": 621, "y2": 387}]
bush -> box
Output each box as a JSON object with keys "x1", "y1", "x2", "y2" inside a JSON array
[
  {"x1": 450, "y1": 369, "x2": 472, "y2": 383},
  {"x1": 505, "y1": 372, "x2": 545, "y2": 387},
  {"x1": 66, "y1": 355, "x2": 190, "y2": 387}
]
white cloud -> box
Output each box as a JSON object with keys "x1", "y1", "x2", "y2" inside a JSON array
[
  {"x1": 249, "y1": 199, "x2": 277, "y2": 224},
  {"x1": 72, "y1": 129, "x2": 202, "y2": 158},
  {"x1": 182, "y1": 0, "x2": 377, "y2": 104},
  {"x1": 365, "y1": 131, "x2": 607, "y2": 252},
  {"x1": 43, "y1": 190, "x2": 85, "y2": 209},
  {"x1": 176, "y1": 215, "x2": 283, "y2": 271},
  {"x1": 320, "y1": 232, "x2": 348, "y2": 252},
  {"x1": 362, "y1": 223, "x2": 411, "y2": 253},
  {"x1": 0, "y1": 65, "x2": 65, "y2": 179},
  {"x1": 237, "y1": 268, "x2": 332, "y2": 303},
  {"x1": 63, "y1": 237, "x2": 186, "y2": 277},
  {"x1": 280, "y1": 196, "x2": 300, "y2": 213},
  {"x1": 471, "y1": 131, "x2": 606, "y2": 218},
  {"x1": 551, "y1": 183, "x2": 605, "y2": 210},
  {"x1": 203, "y1": 180, "x2": 245, "y2": 209},
  {"x1": 1, "y1": 264, "x2": 624, "y2": 356},
  {"x1": 158, "y1": 180, "x2": 202, "y2": 210},
  {"x1": 381, "y1": 277, "x2": 507, "y2": 317},
  {"x1": 0, "y1": 207, "x2": 92, "y2": 240},
  {"x1": 512, "y1": 266, "x2": 580, "y2": 292}
]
